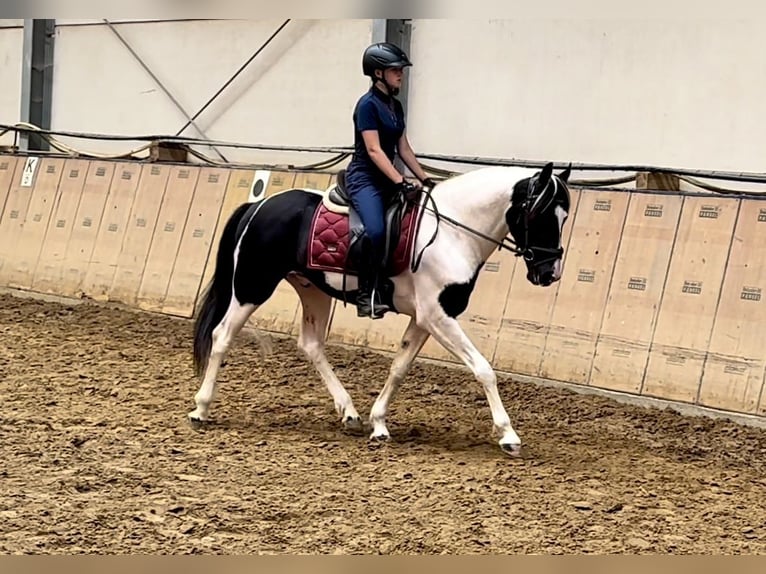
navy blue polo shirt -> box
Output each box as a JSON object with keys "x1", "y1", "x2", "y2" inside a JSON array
[{"x1": 348, "y1": 85, "x2": 406, "y2": 184}]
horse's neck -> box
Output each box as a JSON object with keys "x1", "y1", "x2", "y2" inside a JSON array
[{"x1": 430, "y1": 167, "x2": 527, "y2": 259}]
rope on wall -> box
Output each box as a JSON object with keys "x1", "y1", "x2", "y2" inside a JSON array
[
  {"x1": 2, "y1": 122, "x2": 766, "y2": 195},
  {"x1": 0, "y1": 122, "x2": 155, "y2": 160}
]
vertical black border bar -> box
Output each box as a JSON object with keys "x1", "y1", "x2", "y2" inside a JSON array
[{"x1": 21, "y1": 19, "x2": 55, "y2": 152}]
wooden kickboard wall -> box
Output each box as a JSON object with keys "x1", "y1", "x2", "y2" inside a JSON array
[{"x1": 0, "y1": 153, "x2": 764, "y2": 421}]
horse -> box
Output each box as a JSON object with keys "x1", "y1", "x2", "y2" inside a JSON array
[{"x1": 189, "y1": 161, "x2": 572, "y2": 456}]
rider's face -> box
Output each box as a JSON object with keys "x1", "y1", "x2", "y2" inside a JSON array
[{"x1": 381, "y1": 67, "x2": 404, "y2": 88}]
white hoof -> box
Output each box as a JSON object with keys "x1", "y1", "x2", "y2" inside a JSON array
[
  {"x1": 187, "y1": 408, "x2": 209, "y2": 428},
  {"x1": 499, "y1": 440, "x2": 523, "y2": 457},
  {"x1": 369, "y1": 430, "x2": 391, "y2": 443},
  {"x1": 497, "y1": 427, "x2": 522, "y2": 457},
  {"x1": 188, "y1": 407, "x2": 206, "y2": 419}
]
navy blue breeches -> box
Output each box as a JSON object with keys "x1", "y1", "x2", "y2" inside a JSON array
[{"x1": 345, "y1": 174, "x2": 388, "y2": 266}]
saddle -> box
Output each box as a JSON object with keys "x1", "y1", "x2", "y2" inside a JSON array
[{"x1": 306, "y1": 169, "x2": 421, "y2": 278}]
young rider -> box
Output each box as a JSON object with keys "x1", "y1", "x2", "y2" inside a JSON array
[{"x1": 344, "y1": 41, "x2": 435, "y2": 319}]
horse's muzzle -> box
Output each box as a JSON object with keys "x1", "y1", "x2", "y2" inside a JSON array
[{"x1": 528, "y1": 266, "x2": 558, "y2": 287}]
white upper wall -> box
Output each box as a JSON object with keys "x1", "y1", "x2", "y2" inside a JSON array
[
  {"x1": 406, "y1": 19, "x2": 766, "y2": 173},
  {"x1": 49, "y1": 19, "x2": 373, "y2": 166},
  {"x1": 4, "y1": 19, "x2": 766, "y2": 175},
  {"x1": 0, "y1": 25, "x2": 23, "y2": 146}
]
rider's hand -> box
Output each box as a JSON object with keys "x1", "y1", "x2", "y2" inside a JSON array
[{"x1": 395, "y1": 179, "x2": 419, "y2": 201}]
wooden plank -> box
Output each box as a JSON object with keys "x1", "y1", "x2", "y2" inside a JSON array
[
  {"x1": 698, "y1": 200, "x2": 766, "y2": 413},
  {"x1": 292, "y1": 172, "x2": 312, "y2": 189},
  {"x1": 80, "y1": 163, "x2": 141, "y2": 301},
  {"x1": 59, "y1": 162, "x2": 116, "y2": 297},
  {"x1": 0, "y1": 157, "x2": 41, "y2": 283},
  {"x1": 3, "y1": 158, "x2": 65, "y2": 289},
  {"x1": 136, "y1": 165, "x2": 199, "y2": 312},
  {"x1": 296, "y1": 172, "x2": 332, "y2": 191},
  {"x1": 163, "y1": 167, "x2": 229, "y2": 317},
  {"x1": 642, "y1": 196, "x2": 739, "y2": 403},
  {"x1": 0, "y1": 156, "x2": 21, "y2": 281},
  {"x1": 107, "y1": 164, "x2": 171, "y2": 306},
  {"x1": 421, "y1": 249, "x2": 518, "y2": 364},
  {"x1": 251, "y1": 279, "x2": 302, "y2": 337},
  {"x1": 493, "y1": 189, "x2": 582, "y2": 377},
  {"x1": 590, "y1": 194, "x2": 684, "y2": 393},
  {"x1": 327, "y1": 297, "x2": 412, "y2": 353},
  {"x1": 0, "y1": 156, "x2": 20, "y2": 220},
  {"x1": 264, "y1": 170, "x2": 296, "y2": 196},
  {"x1": 539, "y1": 190, "x2": 630, "y2": 384},
  {"x1": 31, "y1": 159, "x2": 89, "y2": 294}
]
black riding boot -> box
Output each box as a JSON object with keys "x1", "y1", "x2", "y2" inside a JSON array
[{"x1": 356, "y1": 269, "x2": 391, "y2": 319}]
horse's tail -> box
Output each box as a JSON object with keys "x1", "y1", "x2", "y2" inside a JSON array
[{"x1": 192, "y1": 202, "x2": 253, "y2": 377}]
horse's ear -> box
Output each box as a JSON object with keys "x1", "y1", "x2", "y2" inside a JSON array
[
  {"x1": 559, "y1": 162, "x2": 571, "y2": 183},
  {"x1": 539, "y1": 162, "x2": 553, "y2": 187},
  {"x1": 527, "y1": 162, "x2": 556, "y2": 217}
]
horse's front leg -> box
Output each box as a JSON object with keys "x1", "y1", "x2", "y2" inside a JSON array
[{"x1": 418, "y1": 305, "x2": 522, "y2": 456}]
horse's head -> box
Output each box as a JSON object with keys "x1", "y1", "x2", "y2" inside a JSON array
[{"x1": 506, "y1": 162, "x2": 572, "y2": 287}]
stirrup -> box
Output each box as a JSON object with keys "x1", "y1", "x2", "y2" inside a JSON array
[
  {"x1": 356, "y1": 288, "x2": 390, "y2": 319},
  {"x1": 356, "y1": 301, "x2": 390, "y2": 319},
  {"x1": 370, "y1": 284, "x2": 391, "y2": 319}
]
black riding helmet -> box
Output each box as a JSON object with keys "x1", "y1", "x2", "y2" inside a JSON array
[{"x1": 362, "y1": 42, "x2": 412, "y2": 78}]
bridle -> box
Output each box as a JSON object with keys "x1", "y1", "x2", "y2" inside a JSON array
[
  {"x1": 513, "y1": 175, "x2": 566, "y2": 266},
  {"x1": 409, "y1": 174, "x2": 566, "y2": 273}
]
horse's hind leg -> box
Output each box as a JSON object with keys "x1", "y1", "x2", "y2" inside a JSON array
[
  {"x1": 287, "y1": 274, "x2": 363, "y2": 432},
  {"x1": 188, "y1": 298, "x2": 257, "y2": 424},
  {"x1": 368, "y1": 317, "x2": 430, "y2": 441}
]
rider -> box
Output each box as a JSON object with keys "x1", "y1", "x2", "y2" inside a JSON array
[{"x1": 344, "y1": 41, "x2": 435, "y2": 319}]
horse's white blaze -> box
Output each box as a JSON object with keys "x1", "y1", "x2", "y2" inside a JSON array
[{"x1": 553, "y1": 204, "x2": 568, "y2": 281}]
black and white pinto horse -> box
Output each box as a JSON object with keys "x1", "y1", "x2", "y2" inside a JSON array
[{"x1": 189, "y1": 162, "x2": 571, "y2": 456}]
